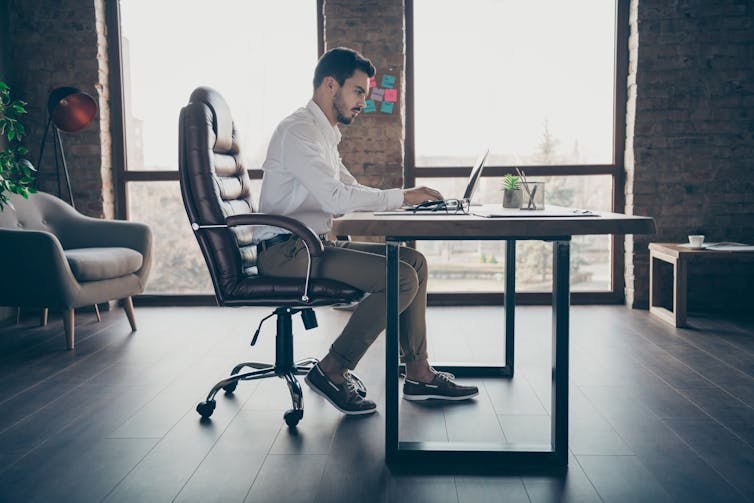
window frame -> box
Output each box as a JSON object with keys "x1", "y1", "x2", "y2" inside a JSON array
[
  {"x1": 105, "y1": 0, "x2": 325, "y2": 305},
  {"x1": 405, "y1": 0, "x2": 630, "y2": 305}
]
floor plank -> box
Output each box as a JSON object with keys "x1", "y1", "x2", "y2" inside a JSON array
[
  {"x1": 576, "y1": 454, "x2": 674, "y2": 502},
  {"x1": 665, "y1": 417, "x2": 754, "y2": 501},
  {"x1": 102, "y1": 370, "x2": 256, "y2": 501},
  {"x1": 244, "y1": 453, "x2": 328, "y2": 503},
  {"x1": 1, "y1": 305, "x2": 753, "y2": 502},
  {"x1": 521, "y1": 452, "x2": 602, "y2": 503},
  {"x1": 174, "y1": 410, "x2": 281, "y2": 503},
  {"x1": 581, "y1": 385, "x2": 746, "y2": 501}
]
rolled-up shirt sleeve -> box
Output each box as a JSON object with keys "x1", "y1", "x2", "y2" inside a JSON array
[{"x1": 281, "y1": 123, "x2": 404, "y2": 213}]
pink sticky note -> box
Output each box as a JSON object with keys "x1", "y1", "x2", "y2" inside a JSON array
[
  {"x1": 371, "y1": 87, "x2": 385, "y2": 101},
  {"x1": 384, "y1": 88, "x2": 398, "y2": 102},
  {"x1": 369, "y1": 77, "x2": 376, "y2": 87}
]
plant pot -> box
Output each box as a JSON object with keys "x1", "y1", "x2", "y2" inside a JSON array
[{"x1": 502, "y1": 189, "x2": 522, "y2": 208}]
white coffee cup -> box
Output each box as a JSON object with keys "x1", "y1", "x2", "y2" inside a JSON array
[{"x1": 688, "y1": 235, "x2": 705, "y2": 248}]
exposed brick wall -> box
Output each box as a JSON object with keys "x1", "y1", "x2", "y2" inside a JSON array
[
  {"x1": 323, "y1": 0, "x2": 405, "y2": 191},
  {"x1": 0, "y1": 0, "x2": 9, "y2": 151},
  {"x1": 93, "y1": 0, "x2": 113, "y2": 218},
  {"x1": 0, "y1": 0, "x2": 12, "y2": 325},
  {"x1": 625, "y1": 0, "x2": 754, "y2": 310},
  {"x1": 0, "y1": 0, "x2": 8, "y2": 83},
  {"x1": 7, "y1": 0, "x2": 113, "y2": 219},
  {"x1": 624, "y1": 0, "x2": 641, "y2": 307}
]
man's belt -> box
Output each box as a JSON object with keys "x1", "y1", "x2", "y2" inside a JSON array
[
  {"x1": 257, "y1": 233, "x2": 329, "y2": 253},
  {"x1": 257, "y1": 233, "x2": 293, "y2": 253}
]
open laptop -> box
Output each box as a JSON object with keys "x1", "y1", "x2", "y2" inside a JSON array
[{"x1": 377, "y1": 149, "x2": 489, "y2": 215}]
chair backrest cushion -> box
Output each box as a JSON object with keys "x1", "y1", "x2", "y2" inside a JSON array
[
  {"x1": 179, "y1": 86, "x2": 258, "y2": 298},
  {"x1": 0, "y1": 192, "x2": 68, "y2": 236}
]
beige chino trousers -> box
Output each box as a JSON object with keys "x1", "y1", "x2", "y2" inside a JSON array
[{"x1": 257, "y1": 237, "x2": 429, "y2": 370}]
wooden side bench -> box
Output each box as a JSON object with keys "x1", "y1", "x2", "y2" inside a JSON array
[{"x1": 649, "y1": 242, "x2": 754, "y2": 327}]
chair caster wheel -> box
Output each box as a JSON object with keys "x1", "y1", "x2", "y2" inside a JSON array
[
  {"x1": 196, "y1": 400, "x2": 216, "y2": 418},
  {"x1": 284, "y1": 409, "x2": 303, "y2": 427},
  {"x1": 222, "y1": 381, "x2": 237, "y2": 394}
]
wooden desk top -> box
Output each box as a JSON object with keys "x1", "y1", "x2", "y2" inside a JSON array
[
  {"x1": 650, "y1": 242, "x2": 754, "y2": 260},
  {"x1": 333, "y1": 205, "x2": 655, "y2": 239}
]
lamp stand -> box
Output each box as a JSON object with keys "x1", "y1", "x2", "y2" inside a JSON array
[{"x1": 37, "y1": 117, "x2": 75, "y2": 209}]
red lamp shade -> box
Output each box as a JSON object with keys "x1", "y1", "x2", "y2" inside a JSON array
[{"x1": 47, "y1": 87, "x2": 97, "y2": 132}]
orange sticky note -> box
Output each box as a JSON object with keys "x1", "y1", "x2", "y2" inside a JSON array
[{"x1": 384, "y1": 88, "x2": 398, "y2": 102}]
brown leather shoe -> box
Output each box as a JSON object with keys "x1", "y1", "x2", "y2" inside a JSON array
[
  {"x1": 344, "y1": 370, "x2": 367, "y2": 398},
  {"x1": 403, "y1": 372, "x2": 479, "y2": 401},
  {"x1": 306, "y1": 364, "x2": 376, "y2": 415}
]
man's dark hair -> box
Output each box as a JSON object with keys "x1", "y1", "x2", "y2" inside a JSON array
[{"x1": 313, "y1": 47, "x2": 376, "y2": 90}]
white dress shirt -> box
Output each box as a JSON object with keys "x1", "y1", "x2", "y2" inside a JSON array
[{"x1": 253, "y1": 100, "x2": 404, "y2": 243}]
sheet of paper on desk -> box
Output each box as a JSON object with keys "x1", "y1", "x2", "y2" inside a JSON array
[
  {"x1": 705, "y1": 242, "x2": 754, "y2": 251},
  {"x1": 373, "y1": 210, "x2": 459, "y2": 216},
  {"x1": 471, "y1": 206, "x2": 598, "y2": 218}
]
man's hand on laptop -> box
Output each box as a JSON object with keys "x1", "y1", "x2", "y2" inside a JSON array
[{"x1": 403, "y1": 186, "x2": 443, "y2": 206}]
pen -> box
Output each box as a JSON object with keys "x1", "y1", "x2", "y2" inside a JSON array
[
  {"x1": 515, "y1": 167, "x2": 533, "y2": 205},
  {"x1": 527, "y1": 185, "x2": 537, "y2": 209}
]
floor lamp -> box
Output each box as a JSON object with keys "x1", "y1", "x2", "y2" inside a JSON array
[
  {"x1": 23, "y1": 87, "x2": 99, "y2": 327},
  {"x1": 37, "y1": 87, "x2": 97, "y2": 210}
]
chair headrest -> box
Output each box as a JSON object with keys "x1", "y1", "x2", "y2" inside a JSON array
[{"x1": 188, "y1": 86, "x2": 234, "y2": 153}]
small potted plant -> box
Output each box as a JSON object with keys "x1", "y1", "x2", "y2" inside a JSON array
[
  {"x1": 0, "y1": 80, "x2": 35, "y2": 211},
  {"x1": 501, "y1": 174, "x2": 522, "y2": 208}
]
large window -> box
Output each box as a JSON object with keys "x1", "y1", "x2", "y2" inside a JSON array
[
  {"x1": 407, "y1": 0, "x2": 628, "y2": 302},
  {"x1": 109, "y1": 0, "x2": 320, "y2": 296}
]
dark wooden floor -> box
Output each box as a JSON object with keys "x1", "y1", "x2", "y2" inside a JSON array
[{"x1": 0, "y1": 304, "x2": 753, "y2": 502}]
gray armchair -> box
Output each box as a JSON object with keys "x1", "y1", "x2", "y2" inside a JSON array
[{"x1": 0, "y1": 192, "x2": 152, "y2": 349}]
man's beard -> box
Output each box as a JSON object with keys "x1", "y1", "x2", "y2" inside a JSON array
[{"x1": 334, "y1": 93, "x2": 358, "y2": 125}]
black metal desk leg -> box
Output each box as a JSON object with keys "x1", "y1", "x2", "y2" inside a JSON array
[
  {"x1": 385, "y1": 239, "x2": 400, "y2": 462},
  {"x1": 505, "y1": 240, "x2": 516, "y2": 373},
  {"x1": 552, "y1": 240, "x2": 570, "y2": 465}
]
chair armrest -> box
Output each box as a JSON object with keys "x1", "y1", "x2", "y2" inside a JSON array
[
  {"x1": 225, "y1": 214, "x2": 324, "y2": 256},
  {"x1": 0, "y1": 228, "x2": 78, "y2": 307}
]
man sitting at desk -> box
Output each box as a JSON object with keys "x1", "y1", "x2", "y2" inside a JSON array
[{"x1": 255, "y1": 47, "x2": 478, "y2": 415}]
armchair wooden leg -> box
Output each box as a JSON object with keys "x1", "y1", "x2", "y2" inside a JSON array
[
  {"x1": 124, "y1": 296, "x2": 137, "y2": 331},
  {"x1": 64, "y1": 308, "x2": 75, "y2": 350},
  {"x1": 40, "y1": 308, "x2": 48, "y2": 327},
  {"x1": 94, "y1": 304, "x2": 101, "y2": 322}
]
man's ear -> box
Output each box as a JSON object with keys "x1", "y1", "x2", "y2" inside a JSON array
[{"x1": 325, "y1": 76, "x2": 338, "y2": 95}]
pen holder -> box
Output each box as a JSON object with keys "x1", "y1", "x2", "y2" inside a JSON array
[{"x1": 520, "y1": 181, "x2": 545, "y2": 210}]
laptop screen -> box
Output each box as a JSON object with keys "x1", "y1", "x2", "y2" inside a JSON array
[{"x1": 462, "y1": 149, "x2": 490, "y2": 201}]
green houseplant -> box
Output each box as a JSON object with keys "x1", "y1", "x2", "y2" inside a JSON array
[
  {"x1": 0, "y1": 80, "x2": 35, "y2": 210},
  {"x1": 501, "y1": 174, "x2": 522, "y2": 208}
]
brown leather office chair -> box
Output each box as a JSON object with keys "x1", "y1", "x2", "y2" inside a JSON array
[{"x1": 178, "y1": 87, "x2": 364, "y2": 427}]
